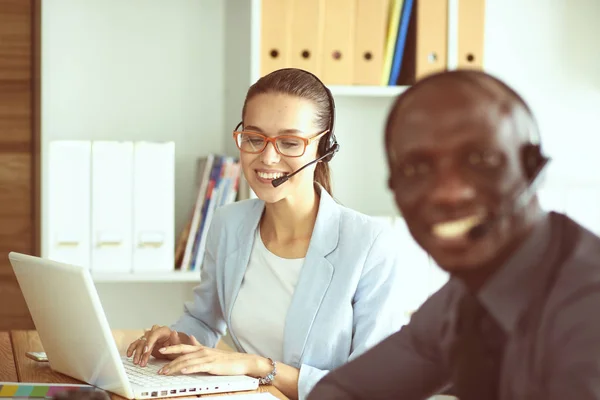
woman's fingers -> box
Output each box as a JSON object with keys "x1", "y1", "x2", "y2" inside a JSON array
[
  {"x1": 140, "y1": 326, "x2": 171, "y2": 366},
  {"x1": 159, "y1": 344, "x2": 202, "y2": 355},
  {"x1": 159, "y1": 354, "x2": 213, "y2": 375}
]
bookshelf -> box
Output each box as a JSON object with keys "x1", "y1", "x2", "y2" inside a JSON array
[
  {"x1": 329, "y1": 85, "x2": 409, "y2": 97},
  {"x1": 92, "y1": 271, "x2": 199, "y2": 283},
  {"x1": 224, "y1": 0, "x2": 404, "y2": 214}
]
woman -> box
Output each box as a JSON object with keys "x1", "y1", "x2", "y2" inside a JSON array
[{"x1": 127, "y1": 68, "x2": 404, "y2": 400}]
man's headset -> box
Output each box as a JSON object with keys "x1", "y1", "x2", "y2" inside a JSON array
[{"x1": 235, "y1": 68, "x2": 340, "y2": 188}]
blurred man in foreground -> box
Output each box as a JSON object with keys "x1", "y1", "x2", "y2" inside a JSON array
[{"x1": 308, "y1": 70, "x2": 600, "y2": 399}]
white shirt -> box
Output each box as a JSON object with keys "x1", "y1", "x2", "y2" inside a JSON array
[{"x1": 230, "y1": 227, "x2": 304, "y2": 362}]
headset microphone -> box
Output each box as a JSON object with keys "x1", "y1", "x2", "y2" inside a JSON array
[
  {"x1": 467, "y1": 154, "x2": 550, "y2": 240},
  {"x1": 271, "y1": 143, "x2": 340, "y2": 188}
]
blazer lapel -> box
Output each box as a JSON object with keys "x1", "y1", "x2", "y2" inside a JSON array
[
  {"x1": 283, "y1": 188, "x2": 340, "y2": 366},
  {"x1": 223, "y1": 200, "x2": 264, "y2": 336}
]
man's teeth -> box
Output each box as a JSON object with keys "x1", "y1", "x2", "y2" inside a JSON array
[
  {"x1": 432, "y1": 215, "x2": 483, "y2": 239},
  {"x1": 257, "y1": 171, "x2": 286, "y2": 180}
]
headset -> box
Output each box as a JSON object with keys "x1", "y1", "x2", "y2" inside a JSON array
[{"x1": 236, "y1": 68, "x2": 340, "y2": 187}]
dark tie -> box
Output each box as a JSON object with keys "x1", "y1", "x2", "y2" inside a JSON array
[{"x1": 448, "y1": 291, "x2": 507, "y2": 400}]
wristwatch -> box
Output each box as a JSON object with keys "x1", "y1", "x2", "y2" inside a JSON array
[{"x1": 259, "y1": 358, "x2": 277, "y2": 385}]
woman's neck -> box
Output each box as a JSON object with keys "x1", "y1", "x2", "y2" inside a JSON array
[{"x1": 260, "y1": 188, "x2": 320, "y2": 243}]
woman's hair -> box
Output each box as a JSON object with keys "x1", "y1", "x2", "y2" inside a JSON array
[{"x1": 241, "y1": 68, "x2": 334, "y2": 195}]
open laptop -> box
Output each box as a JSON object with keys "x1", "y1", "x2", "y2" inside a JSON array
[{"x1": 9, "y1": 252, "x2": 259, "y2": 399}]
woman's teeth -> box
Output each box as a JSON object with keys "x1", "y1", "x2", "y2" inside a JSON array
[
  {"x1": 257, "y1": 171, "x2": 286, "y2": 180},
  {"x1": 432, "y1": 215, "x2": 484, "y2": 239}
]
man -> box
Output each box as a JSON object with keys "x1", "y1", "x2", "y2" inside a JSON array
[{"x1": 307, "y1": 70, "x2": 600, "y2": 399}]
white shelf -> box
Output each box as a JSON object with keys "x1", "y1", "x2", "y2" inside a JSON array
[
  {"x1": 328, "y1": 85, "x2": 409, "y2": 97},
  {"x1": 92, "y1": 270, "x2": 200, "y2": 283}
]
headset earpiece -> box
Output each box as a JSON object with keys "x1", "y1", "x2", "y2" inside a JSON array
[
  {"x1": 521, "y1": 144, "x2": 549, "y2": 182},
  {"x1": 319, "y1": 132, "x2": 339, "y2": 163}
]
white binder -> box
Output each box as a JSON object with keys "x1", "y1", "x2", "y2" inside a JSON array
[
  {"x1": 132, "y1": 141, "x2": 175, "y2": 272},
  {"x1": 91, "y1": 141, "x2": 134, "y2": 273},
  {"x1": 47, "y1": 141, "x2": 92, "y2": 269}
]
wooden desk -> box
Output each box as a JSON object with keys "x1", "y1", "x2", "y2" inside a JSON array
[{"x1": 0, "y1": 330, "x2": 287, "y2": 400}]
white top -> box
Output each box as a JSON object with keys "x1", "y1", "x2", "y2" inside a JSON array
[{"x1": 230, "y1": 227, "x2": 305, "y2": 362}]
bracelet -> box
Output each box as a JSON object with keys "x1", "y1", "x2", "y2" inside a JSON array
[{"x1": 258, "y1": 358, "x2": 277, "y2": 385}]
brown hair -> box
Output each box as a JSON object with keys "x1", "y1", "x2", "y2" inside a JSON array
[{"x1": 241, "y1": 68, "x2": 335, "y2": 195}]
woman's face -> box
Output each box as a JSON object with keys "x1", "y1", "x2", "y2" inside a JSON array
[{"x1": 240, "y1": 92, "x2": 322, "y2": 204}]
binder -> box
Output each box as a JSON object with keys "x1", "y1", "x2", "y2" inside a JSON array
[
  {"x1": 320, "y1": 0, "x2": 356, "y2": 85},
  {"x1": 415, "y1": 0, "x2": 448, "y2": 80},
  {"x1": 457, "y1": 0, "x2": 486, "y2": 69},
  {"x1": 380, "y1": 0, "x2": 403, "y2": 86},
  {"x1": 289, "y1": 0, "x2": 323, "y2": 76},
  {"x1": 353, "y1": 0, "x2": 390, "y2": 85},
  {"x1": 387, "y1": 0, "x2": 414, "y2": 85},
  {"x1": 132, "y1": 142, "x2": 175, "y2": 273},
  {"x1": 260, "y1": 0, "x2": 292, "y2": 77},
  {"x1": 90, "y1": 141, "x2": 134, "y2": 273},
  {"x1": 47, "y1": 141, "x2": 91, "y2": 269}
]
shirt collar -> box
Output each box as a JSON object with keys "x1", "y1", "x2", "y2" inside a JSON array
[{"x1": 475, "y1": 211, "x2": 552, "y2": 334}]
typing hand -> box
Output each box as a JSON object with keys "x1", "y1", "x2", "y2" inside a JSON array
[
  {"x1": 156, "y1": 335, "x2": 266, "y2": 377},
  {"x1": 126, "y1": 325, "x2": 190, "y2": 367}
]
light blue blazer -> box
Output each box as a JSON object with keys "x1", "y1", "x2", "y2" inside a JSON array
[{"x1": 172, "y1": 186, "x2": 404, "y2": 399}]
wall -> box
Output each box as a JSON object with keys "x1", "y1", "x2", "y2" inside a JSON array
[
  {"x1": 484, "y1": 0, "x2": 600, "y2": 234},
  {"x1": 41, "y1": 0, "x2": 225, "y2": 329}
]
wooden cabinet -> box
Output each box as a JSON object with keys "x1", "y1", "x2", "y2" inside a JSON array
[{"x1": 0, "y1": 0, "x2": 40, "y2": 329}]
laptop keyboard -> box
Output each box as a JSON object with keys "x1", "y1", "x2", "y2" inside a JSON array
[{"x1": 121, "y1": 356, "x2": 210, "y2": 387}]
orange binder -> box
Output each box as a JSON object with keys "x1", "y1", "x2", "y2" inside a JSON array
[
  {"x1": 289, "y1": 0, "x2": 323, "y2": 76},
  {"x1": 260, "y1": 0, "x2": 292, "y2": 77},
  {"x1": 320, "y1": 0, "x2": 357, "y2": 85},
  {"x1": 353, "y1": 0, "x2": 390, "y2": 85},
  {"x1": 415, "y1": 0, "x2": 448, "y2": 80},
  {"x1": 457, "y1": 0, "x2": 486, "y2": 69}
]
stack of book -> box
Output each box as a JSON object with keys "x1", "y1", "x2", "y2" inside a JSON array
[{"x1": 175, "y1": 154, "x2": 242, "y2": 271}]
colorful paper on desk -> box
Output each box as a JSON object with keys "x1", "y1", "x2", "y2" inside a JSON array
[{"x1": 0, "y1": 383, "x2": 99, "y2": 398}]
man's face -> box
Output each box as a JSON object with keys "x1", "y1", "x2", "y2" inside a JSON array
[{"x1": 387, "y1": 81, "x2": 530, "y2": 272}]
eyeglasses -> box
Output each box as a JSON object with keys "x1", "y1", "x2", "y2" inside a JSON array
[{"x1": 232, "y1": 128, "x2": 329, "y2": 157}]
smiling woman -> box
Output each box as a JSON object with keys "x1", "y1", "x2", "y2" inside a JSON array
[
  {"x1": 238, "y1": 68, "x2": 338, "y2": 200},
  {"x1": 126, "y1": 68, "x2": 405, "y2": 400}
]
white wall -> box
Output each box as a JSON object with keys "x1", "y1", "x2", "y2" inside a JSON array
[
  {"x1": 485, "y1": 0, "x2": 600, "y2": 188},
  {"x1": 329, "y1": 96, "x2": 399, "y2": 216},
  {"x1": 41, "y1": 0, "x2": 226, "y2": 329},
  {"x1": 484, "y1": 0, "x2": 600, "y2": 235}
]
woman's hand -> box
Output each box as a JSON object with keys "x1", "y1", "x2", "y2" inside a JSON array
[
  {"x1": 126, "y1": 325, "x2": 191, "y2": 367},
  {"x1": 157, "y1": 335, "x2": 272, "y2": 378}
]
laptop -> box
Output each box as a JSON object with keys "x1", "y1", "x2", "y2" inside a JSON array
[{"x1": 8, "y1": 252, "x2": 259, "y2": 399}]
